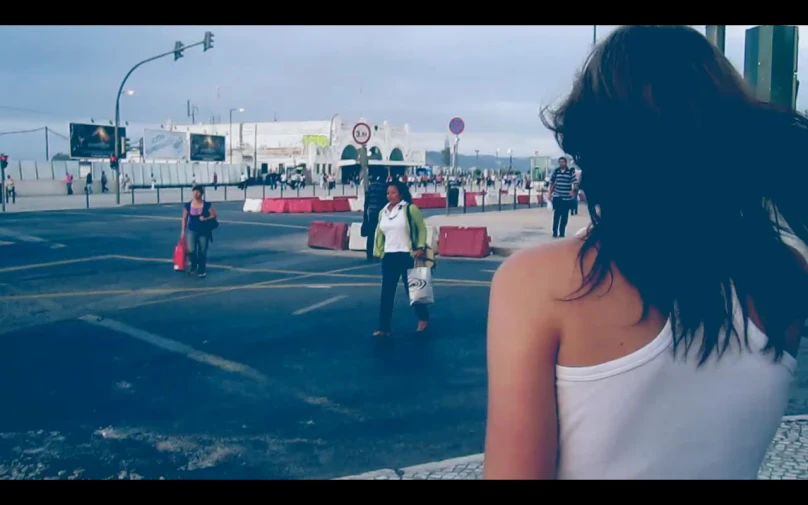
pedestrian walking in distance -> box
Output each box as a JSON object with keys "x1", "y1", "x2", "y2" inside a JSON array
[
  {"x1": 484, "y1": 25, "x2": 808, "y2": 480},
  {"x1": 372, "y1": 181, "x2": 432, "y2": 337},
  {"x1": 181, "y1": 185, "x2": 217, "y2": 279},
  {"x1": 548, "y1": 156, "x2": 578, "y2": 237},
  {"x1": 362, "y1": 174, "x2": 387, "y2": 261}
]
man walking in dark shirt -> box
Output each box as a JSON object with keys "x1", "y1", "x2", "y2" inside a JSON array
[
  {"x1": 548, "y1": 156, "x2": 578, "y2": 238},
  {"x1": 363, "y1": 174, "x2": 387, "y2": 261}
]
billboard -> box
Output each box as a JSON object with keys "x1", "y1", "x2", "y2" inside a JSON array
[
  {"x1": 69, "y1": 123, "x2": 126, "y2": 159},
  {"x1": 143, "y1": 129, "x2": 187, "y2": 160},
  {"x1": 189, "y1": 133, "x2": 226, "y2": 162}
]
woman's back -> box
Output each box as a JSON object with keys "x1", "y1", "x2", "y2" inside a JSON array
[
  {"x1": 483, "y1": 25, "x2": 808, "y2": 480},
  {"x1": 547, "y1": 240, "x2": 796, "y2": 479}
]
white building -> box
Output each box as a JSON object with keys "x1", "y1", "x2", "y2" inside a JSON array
[{"x1": 172, "y1": 115, "x2": 426, "y2": 183}]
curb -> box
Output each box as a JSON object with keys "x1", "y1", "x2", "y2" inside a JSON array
[
  {"x1": 490, "y1": 246, "x2": 518, "y2": 257},
  {"x1": 398, "y1": 453, "x2": 484, "y2": 474},
  {"x1": 335, "y1": 454, "x2": 485, "y2": 480},
  {"x1": 336, "y1": 416, "x2": 807, "y2": 480}
]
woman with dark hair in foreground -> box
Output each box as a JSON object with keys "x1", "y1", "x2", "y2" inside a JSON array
[{"x1": 484, "y1": 25, "x2": 808, "y2": 479}]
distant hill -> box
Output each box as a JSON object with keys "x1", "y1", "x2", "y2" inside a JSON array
[{"x1": 425, "y1": 151, "x2": 531, "y2": 172}]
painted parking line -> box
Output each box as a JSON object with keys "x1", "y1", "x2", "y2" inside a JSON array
[
  {"x1": 0, "y1": 227, "x2": 47, "y2": 243},
  {"x1": 292, "y1": 295, "x2": 347, "y2": 316},
  {"x1": 111, "y1": 260, "x2": 385, "y2": 312},
  {"x1": 78, "y1": 314, "x2": 360, "y2": 419},
  {"x1": 110, "y1": 255, "x2": 491, "y2": 286},
  {"x1": 0, "y1": 226, "x2": 65, "y2": 248},
  {"x1": 0, "y1": 255, "x2": 115, "y2": 274},
  {"x1": 79, "y1": 314, "x2": 267, "y2": 382},
  {"x1": 61, "y1": 212, "x2": 308, "y2": 230},
  {"x1": 0, "y1": 281, "x2": 489, "y2": 301}
]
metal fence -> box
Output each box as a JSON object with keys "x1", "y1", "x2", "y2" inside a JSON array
[{"x1": 6, "y1": 160, "x2": 248, "y2": 185}]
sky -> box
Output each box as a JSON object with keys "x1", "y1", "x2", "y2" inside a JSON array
[{"x1": 1, "y1": 25, "x2": 807, "y2": 161}]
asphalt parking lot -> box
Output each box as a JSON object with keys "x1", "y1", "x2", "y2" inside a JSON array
[
  {"x1": 0, "y1": 202, "x2": 499, "y2": 479},
  {"x1": 2, "y1": 202, "x2": 806, "y2": 480}
]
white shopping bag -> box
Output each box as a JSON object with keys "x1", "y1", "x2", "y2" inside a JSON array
[
  {"x1": 547, "y1": 199, "x2": 553, "y2": 210},
  {"x1": 407, "y1": 266, "x2": 434, "y2": 306}
]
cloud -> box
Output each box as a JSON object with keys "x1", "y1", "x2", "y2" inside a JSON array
[{"x1": 2, "y1": 25, "x2": 808, "y2": 161}]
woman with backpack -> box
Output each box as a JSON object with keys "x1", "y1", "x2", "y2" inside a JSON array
[
  {"x1": 372, "y1": 181, "x2": 434, "y2": 337},
  {"x1": 180, "y1": 185, "x2": 218, "y2": 278}
]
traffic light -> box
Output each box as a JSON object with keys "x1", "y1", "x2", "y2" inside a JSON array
[
  {"x1": 203, "y1": 31, "x2": 214, "y2": 51},
  {"x1": 0, "y1": 154, "x2": 7, "y2": 170},
  {"x1": 174, "y1": 41, "x2": 184, "y2": 61},
  {"x1": 122, "y1": 137, "x2": 129, "y2": 154},
  {"x1": 109, "y1": 155, "x2": 119, "y2": 171}
]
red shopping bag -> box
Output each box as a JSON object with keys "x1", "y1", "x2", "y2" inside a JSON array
[{"x1": 173, "y1": 239, "x2": 187, "y2": 271}]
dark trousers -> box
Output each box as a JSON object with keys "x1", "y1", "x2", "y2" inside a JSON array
[
  {"x1": 378, "y1": 252, "x2": 429, "y2": 332},
  {"x1": 186, "y1": 230, "x2": 210, "y2": 273},
  {"x1": 365, "y1": 217, "x2": 378, "y2": 260},
  {"x1": 552, "y1": 197, "x2": 571, "y2": 237}
]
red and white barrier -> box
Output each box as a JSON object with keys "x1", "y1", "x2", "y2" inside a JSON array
[
  {"x1": 307, "y1": 221, "x2": 349, "y2": 250},
  {"x1": 348, "y1": 222, "x2": 367, "y2": 251},
  {"x1": 438, "y1": 226, "x2": 491, "y2": 258},
  {"x1": 255, "y1": 196, "x2": 357, "y2": 214},
  {"x1": 242, "y1": 198, "x2": 263, "y2": 213}
]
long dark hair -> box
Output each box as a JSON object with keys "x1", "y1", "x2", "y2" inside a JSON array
[
  {"x1": 541, "y1": 25, "x2": 807, "y2": 364},
  {"x1": 388, "y1": 180, "x2": 413, "y2": 203}
]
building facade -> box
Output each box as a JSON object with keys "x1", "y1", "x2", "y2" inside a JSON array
[{"x1": 172, "y1": 115, "x2": 426, "y2": 183}]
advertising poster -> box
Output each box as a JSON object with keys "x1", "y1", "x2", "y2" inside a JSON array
[
  {"x1": 189, "y1": 133, "x2": 226, "y2": 162},
  {"x1": 143, "y1": 129, "x2": 187, "y2": 160},
  {"x1": 69, "y1": 123, "x2": 127, "y2": 159}
]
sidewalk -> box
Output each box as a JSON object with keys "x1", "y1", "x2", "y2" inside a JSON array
[
  {"x1": 338, "y1": 418, "x2": 808, "y2": 480},
  {"x1": 425, "y1": 206, "x2": 591, "y2": 256}
]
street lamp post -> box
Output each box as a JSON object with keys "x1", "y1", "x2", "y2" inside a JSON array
[
  {"x1": 229, "y1": 107, "x2": 245, "y2": 164},
  {"x1": 113, "y1": 33, "x2": 213, "y2": 205},
  {"x1": 593, "y1": 25, "x2": 597, "y2": 45}
]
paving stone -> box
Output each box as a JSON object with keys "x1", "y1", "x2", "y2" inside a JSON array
[{"x1": 340, "y1": 420, "x2": 808, "y2": 480}]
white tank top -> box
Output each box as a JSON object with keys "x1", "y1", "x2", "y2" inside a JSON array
[{"x1": 555, "y1": 292, "x2": 797, "y2": 480}]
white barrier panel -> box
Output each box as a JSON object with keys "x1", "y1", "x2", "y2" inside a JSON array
[
  {"x1": 349, "y1": 198, "x2": 364, "y2": 212},
  {"x1": 242, "y1": 198, "x2": 263, "y2": 213},
  {"x1": 426, "y1": 225, "x2": 439, "y2": 252},
  {"x1": 475, "y1": 195, "x2": 485, "y2": 206},
  {"x1": 348, "y1": 222, "x2": 366, "y2": 251}
]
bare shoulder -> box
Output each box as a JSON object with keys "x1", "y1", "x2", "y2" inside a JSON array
[{"x1": 492, "y1": 237, "x2": 587, "y2": 301}]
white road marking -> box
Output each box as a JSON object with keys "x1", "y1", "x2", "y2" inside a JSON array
[
  {"x1": 0, "y1": 227, "x2": 63, "y2": 248},
  {"x1": 292, "y1": 295, "x2": 347, "y2": 316},
  {"x1": 0, "y1": 241, "x2": 13, "y2": 246},
  {"x1": 77, "y1": 314, "x2": 361, "y2": 419},
  {"x1": 481, "y1": 269, "x2": 496, "y2": 273},
  {"x1": 78, "y1": 314, "x2": 267, "y2": 382},
  {"x1": 304, "y1": 285, "x2": 332, "y2": 289},
  {"x1": 0, "y1": 227, "x2": 47, "y2": 243}
]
